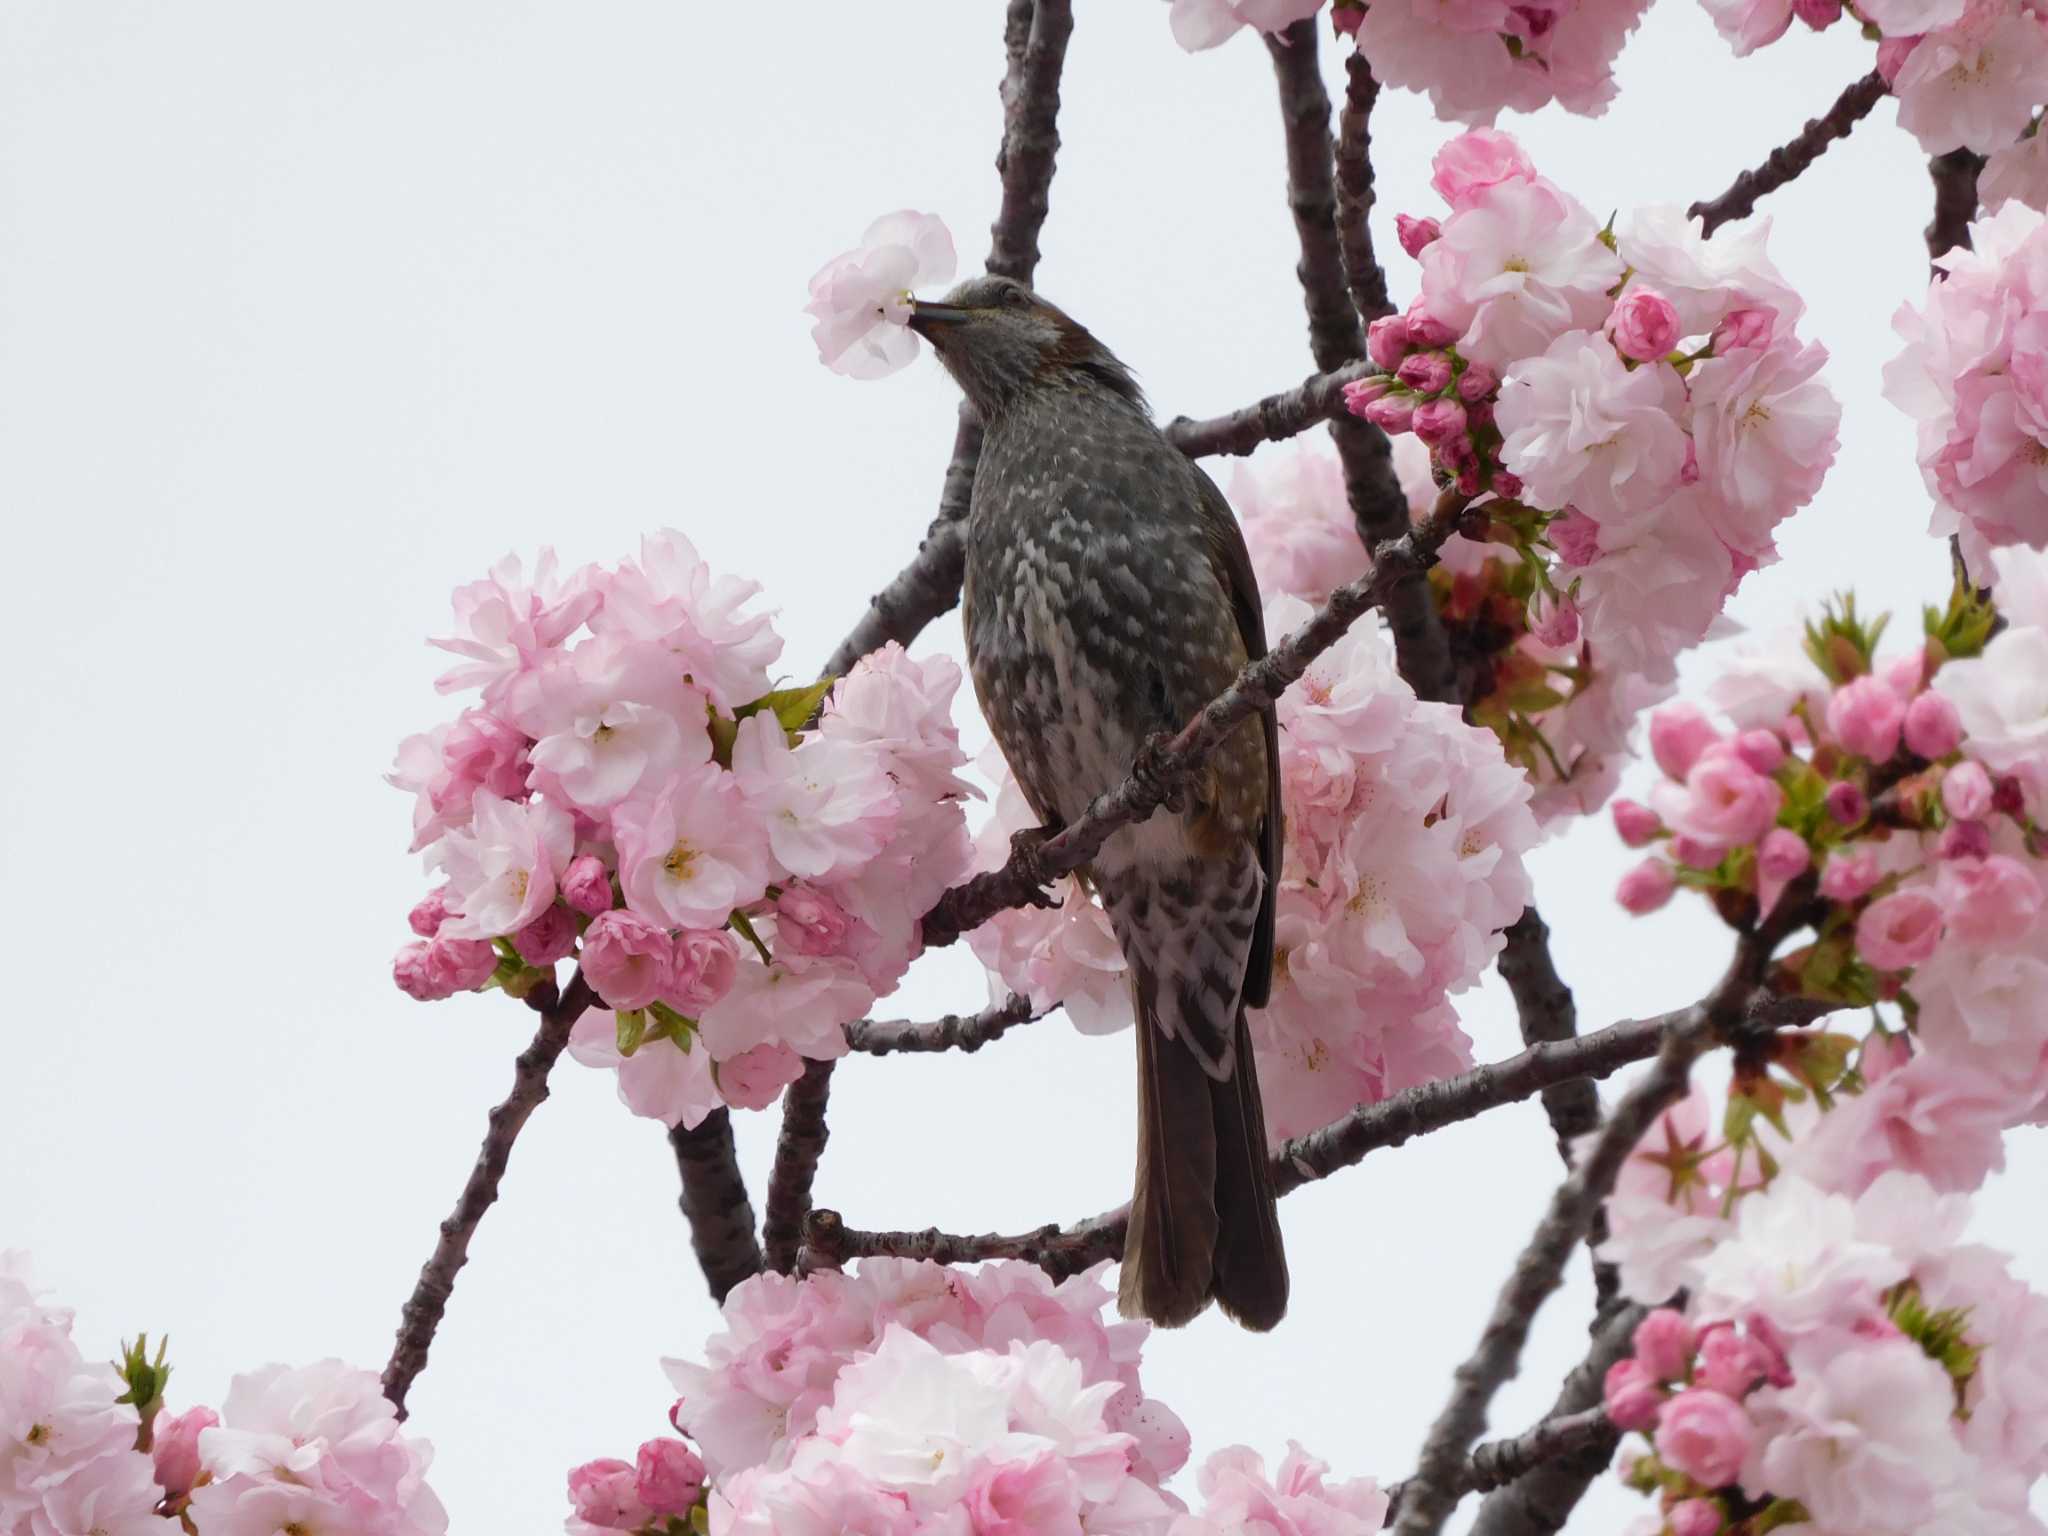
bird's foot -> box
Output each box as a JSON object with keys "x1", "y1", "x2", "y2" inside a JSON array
[
  {"x1": 1007, "y1": 826, "x2": 1062, "y2": 910},
  {"x1": 1132, "y1": 733, "x2": 1187, "y2": 815}
]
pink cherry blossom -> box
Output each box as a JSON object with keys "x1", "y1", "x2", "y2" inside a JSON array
[
  {"x1": 1428, "y1": 128, "x2": 1538, "y2": 210},
  {"x1": 429, "y1": 549, "x2": 598, "y2": 705},
  {"x1": 1176, "y1": 1441, "x2": 1388, "y2": 1534},
  {"x1": 1856, "y1": 888, "x2": 1946, "y2": 970},
  {"x1": 1935, "y1": 853, "x2": 2043, "y2": 945},
  {"x1": 513, "y1": 904, "x2": 577, "y2": 967},
  {"x1": 1615, "y1": 205, "x2": 1804, "y2": 340},
  {"x1": 1604, "y1": 1360, "x2": 1665, "y2": 1431},
  {"x1": 696, "y1": 956, "x2": 871, "y2": 1062},
  {"x1": 581, "y1": 910, "x2": 675, "y2": 1012},
  {"x1": 1609, "y1": 285, "x2": 1682, "y2": 361},
  {"x1": 528, "y1": 698, "x2": 704, "y2": 813},
  {"x1": 614, "y1": 766, "x2": 772, "y2": 931},
  {"x1": 387, "y1": 708, "x2": 533, "y2": 854},
  {"x1": 1891, "y1": 7, "x2": 2048, "y2": 157},
  {"x1": 27, "y1": 1450, "x2": 176, "y2": 1536},
  {"x1": 1652, "y1": 744, "x2": 1784, "y2": 851},
  {"x1": 669, "y1": 928, "x2": 741, "y2": 1013},
  {"x1": 427, "y1": 791, "x2": 575, "y2": 941},
  {"x1": 560, "y1": 854, "x2": 614, "y2": 916},
  {"x1": 718, "y1": 1042, "x2": 805, "y2": 1111},
  {"x1": 1229, "y1": 445, "x2": 1373, "y2": 609},
  {"x1": 732, "y1": 714, "x2": 896, "y2": 882},
  {"x1": 1934, "y1": 626, "x2": 2048, "y2": 797},
  {"x1": 1906, "y1": 689, "x2": 1965, "y2": 759},
  {"x1": 1497, "y1": 331, "x2": 1688, "y2": 529},
  {"x1": 1791, "y1": 1050, "x2": 2017, "y2": 1194},
  {"x1": 407, "y1": 888, "x2": 452, "y2": 938},
  {"x1": 1699, "y1": 0, "x2": 1793, "y2": 51},
  {"x1": 392, "y1": 935, "x2": 498, "y2": 1001},
  {"x1": 1695, "y1": 1176, "x2": 1908, "y2": 1340},
  {"x1": 633, "y1": 1438, "x2": 704, "y2": 1516},
  {"x1": 1667, "y1": 1498, "x2": 1722, "y2": 1536},
  {"x1": 590, "y1": 530, "x2": 783, "y2": 712},
  {"x1": 806, "y1": 211, "x2": 956, "y2": 379},
  {"x1": 1687, "y1": 335, "x2": 1840, "y2": 557},
  {"x1": 1164, "y1": 0, "x2": 1326, "y2": 50},
  {"x1": 568, "y1": 1011, "x2": 722, "y2": 1129},
  {"x1": 1656, "y1": 1388, "x2": 1754, "y2": 1487},
  {"x1": 1982, "y1": 126, "x2": 2048, "y2": 215},
  {"x1": 152, "y1": 1405, "x2": 218, "y2": 1498},
  {"x1": 1826, "y1": 675, "x2": 1908, "y2": 762},
  {"x1": 1633, "y1": 1309, "x2": 1695, "y2": 1381},
  {"x1": 1617, "y1": 858, "x2": 1677, "y2": 914},
  {"x1": 567, "y1": 1457, "x2": 651, "y2": 1531}
]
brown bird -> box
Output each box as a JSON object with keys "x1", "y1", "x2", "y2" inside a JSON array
[{"x1": 910, "y1": 275, "x2": 1288, "y2": 1330}]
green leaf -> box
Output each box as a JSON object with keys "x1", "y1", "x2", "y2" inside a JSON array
[
  {"x1": 615, "y1": 1009, "x2": 648, "y2": 1058},
  {"x1": 112, "y1": 1334, "x2": 171, "y2": 1426},
  {"x1": 733, "y1": 678, "x2": 840, "y2": 739}
]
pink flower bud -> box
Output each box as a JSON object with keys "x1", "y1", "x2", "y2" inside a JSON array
[
  {"x1": 1366, "y1": 315, "x2": 1413, "y2": 370},
  {"x1": 1650, "y1": 703, "x2": 1721, "y2": 782},
  {"x1": 561, "y1": 854, "x2": 615, "y2": 917},
  {"x1": 1342, "y1": 375, "x2": 1393, "y2": 418},
  {"x1": 1792, "y1": 0, "x2": 1840, "y2": 22},
  {"x1": 1456, "y1": 359, "x2": 1500, "y2": 402},
  {"x1": 1632, "y1": 1309, "x2": 1695, "y2": 1382},
  {"x1": 515, "y1": 904, "x2": 578, "y2": 967},
  {"x1": 1654, "y1": 1389, "x2": 1753, "y2": 1489},
  {"x1": 582, "y1": 910, "x2": 675, "y2": 1012},
  {"x1": 634, "y1": 1438, "x2": 706, "y2": 1516},
  {"x1": 408, "y1": 888, "x2": 452, "y2": 938},
  {"x1": 1693, "y1": 1325, "x2": 1767, "y2": 1398},
  {"x1": 1936, "y1": 854, "x2": 2044, "y2": 946},
  {"x1": 1935, "y1": 819, "x2": 1991, "y2": 861},
  {"x1": 1395, "y1": 213, "x2": 1441, "y2": 257},
  {"x1": 567, "y1": 1458, "x2": 652, "y2": 1531},
  {"x1": 1548, "y1": 510, "x2": 1601, "y2": 567},
  {"x1": 1617, "y1": 858, "x2": 1677, "y2": 915},
  {"x1": 1826, "y1": 675, "x2": 1905, "y2": 762},
  {"x1": 393, "y1": 942, "x2": 443, "y2": 1002},
  {"x1": 1855, "y1": 888, "x2": 1944, "y2": 970},
  {"x1": 1942, "y1": 760, "x2": 1992, "y2": 821},
  {"x1": 1603, "y1": 1359, "x2": 1664, "y2": 1431},
  {"x1": 1994, "y1": 774, "x2": 2026, "y2": 816},
  {"x1": 778, "y1": 885, "x2": 857, "y2": 957},
  {"x1": 1876, "y1": 34, "x2": 1919, "y2": 84},
  {"x1": 669, "y1": 928, "x2": 741, "y2": 1013},
  {"x1": 1396, "y1": 351, "x2": 1453, "y2": 395},
  {"x1": 1818, "y1": 847, "x2": 1881, "y2": 902},
  {"x1": 1711, "y1": 306, "x2": 1777, "y2": 353},
  {"x1": 418, "y1": 936, "x2": 496, "y2": 997},
  {"x1": 1530, "y1": 588, "x2": 1580, "y2": 647},
  {"x1": 1492, "y1": 469, "x2": 1523, "y2": 498},
  {"x1": 1825, "y1": 780, "x2": 1868, "y2": 826},
  {"x1": 1331, "y1": 2, "x2": 1366, "y2": 35},
  {"x1": 1669, "y1": 1498, "x2": 1724, "y2": 1536},
  {"x1": 151, "y1": 1406, "x2": 218, "y2": 1498},
  {"x1": 1454, "y1": 461, "x2": 1484, "y2": 496},
  {"x1": 1412, "y1": 397, "x2": 1469, "y2": 445},
  {"x1": 1733, "y1": 730, "x2": 1785, "y2": 775},
  {"x1": 719, "y1": 1041, "x2": 805, "y2": 1111},
  {"x1": 1362, "y1": 394, "x2": 1415, "y2": 433},
  {"x1": 1757, "y1": 828, "x2": 1810, "y2": 882},
  {"x1": 1904, "y1": 690, "x2": 1962, "y2": 760},
  {"x1": 1882, "y1": 649, "x2": 1925, "y2": 698},
  {"x1": 1404, "y1": 303, "x2": 1458, "y2": 348},
  {"x1": 1464, "y1": 398, "x2": 1496, "y2": 430},
  {"x1": 1611, "y1": 798, "x2": 1662, "y2": 848},
  {"x1": 1608, "y1": 286, "x2": 1682, "y2": 362}
]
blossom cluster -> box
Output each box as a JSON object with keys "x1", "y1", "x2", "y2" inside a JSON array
[
  {"x1": 390, "y1": 536, "x2": 977, "y2": 1129},
  {"x1": 578, "y1": 1257, "x2": 1385, "y2": 1535},
  {"x1": 1, "y1": 1256, "x2": 447, "y2": 1536},
  {"x1": 1700, "y1": 0, "x2": 2046, "y2": 166},
  {"x1": 1338, "y1": 130, "x2": 1838, "y2": 819},
  {"x1": 1600, "y1": 1171, "x2": 2048, "y2": 1536},
  {"x1": 1886, "y1": 199, "x2": 2048, "y2": 569},
  {"x1": 971, "y1": 592, "x2": 1540, "y2": 1148},
  {"x1": 1164, "y1": 0, "x2": 1650, "y2": 126}
]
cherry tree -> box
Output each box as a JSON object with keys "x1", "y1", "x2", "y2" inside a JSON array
[{"x1": 6, "y1": 4, "x2": 2048, "y2": 1536}]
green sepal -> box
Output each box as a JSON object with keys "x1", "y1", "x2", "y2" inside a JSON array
[
  {"x1": 728, "y1": 909, "x2": 773, "y2": 965},
  {"x1": 616, "y1": 1009, "x2": 648, "y2": 1058},
  {"x1": 113, "y1": 1334, "x2": 171, "y2": 1430},
  {"x1": 646, "y1": 1001, "x2": 697, "y2": 1052}
]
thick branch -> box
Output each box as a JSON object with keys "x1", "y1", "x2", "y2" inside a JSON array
[
  {"x1": 1926, "y1": 148, "x2": 1985, "y2": 269},
  {"x1": 844, "y1": 995, "x2": 1044, "y2": 1055},
  {"x1": 1334, "y1": 51, "x2": 1395, "y2": 324},
  {"x1": 1163, "y1": 361, "x2": 1376, "y2": 459},
  {"x1": 820, "y1": 0, "x2": 1073, "y2": 683},
  {"x1": 761, "y1": 1058, "x2": 836, "y2": 1274},
  {"x1": 1385, "y1": 1407, "x2": 1614, "y2": 1519},
  {"x1": 382, "y1": 971, "x2": 596, "y2": 1416},
  {"x1": 669, "y1": 1110, "x2": 765, "y2": 1303},
  {"x1": 1389, "y1": 915, "x2": 1798, "y2": 1536},
  {"x1": 920, "y1": 492, "x2": 1471, "y2": 946},
  {"x1": 1467, "y1": 1306, "x2": 1645, "y2": 1536},
  {"x1": 1688, "y1": 71, "x2": 1888, "y2": 237}
]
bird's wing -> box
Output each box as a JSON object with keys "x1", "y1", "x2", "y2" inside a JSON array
[{"x1": 1189, "y1": 461, "x2": 1281, "y2": 1011}]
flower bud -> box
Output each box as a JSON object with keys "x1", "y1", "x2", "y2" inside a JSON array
[
  {"x1": 1632, "y1": 1309, "x2": 1695, "y2": 1382},
  {"x1": 1711, "y1": 306, "x2": 1777, "y2": 353},
  {"x1": 1455, "y1": 359, "x2": 1499, "y2": 402},
  {"x1": 1603, "y1": 1359, "x2": 1664, "y2": 1431},
  {"x1": 1654, "y1": 1389, "x2": 1753, "y2": 1489},
  {"x1": 515, "y1": 904, "x2": 578, "y2": 967},
  {"x1": 1395, "y1": 351, "x2": 1453, "y2": 395},
  {"x1": 1608, "y1": 286, "x2": 1681, "y2": 362},
  {"x1": 408, "y1": 888, "x2": 452, "y2": 938},
  {"x1": 561, "y1": 854, "x2": 615, "y2": 917},
  {"x1": 1611, "y1": 798, "x2": 1661, "y2": 848},
  {"x1": 1366, "y1": 315, "x2": 1412, "y2": 370},
  {"x1": 151, "y1": 1406, "x2": 218, "y2": 1499},
  {"x1": 567, "y1": 1459, "x2": 651, "y2": 1531},
  {"x1": 1935, "y1": 819, "x2": 1991, "y2": 861},
  {"x1": 1616, "y1": 858, "x2": 1677, "y2": 915},
  {"x1": 1412, "y1": 397, "x2": 1469, "y2": 446},
  {"x1": 1818, "y1": 847, "x2": 1881, "y2": 902},
  {"x1": 1395, "y1": 213, "x2": 1441, "y2": 258},
  {"x1": 1942, "y1": 759, "x2": 1992, "y2": 821},
  {"x1": 635, "y1": 1439, "x2": 706, "y2": 1517},
  {"x1": 1650, "y1": 703, "x2": 1720, "y2": 782},
  {"x1": 1826, "y1": 675, "x2": 1905, "y2": 762},
  {"x1": 582, "y1": 910, "x2": 675, "y2": 1012},
  {"x1": 1757, "y1": 828, "x2": 1810, "y2": 882},
  {"x1": 1404, "y1": 303, "x2": 1458, "y2": 348},
  {"x1": 1903, "y1": 690, "x2": 1962, "y2": 759},
  {"x1": 1530, "y1": 588, "x2": 1580, "y2": 648},
  {"x1": 1733, "y1": 729, "x2": 1785, "y2": 775},
  {"x1": 1792, "y1": 0, "x2": 1840, "y2": 24},
  {"x1": 1669, "y1": 1498, "x2": 1724, "y2": 1536},
  {"x1": 1361, "y1": 394, "x2": 1415, "y2": 433},
  {"x1": 1825, "y1": 780, "x2": 1868, "y2": 827}
]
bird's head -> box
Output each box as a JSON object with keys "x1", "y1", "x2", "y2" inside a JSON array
[{"x1": 908, "y1": 275, "x2": 1145, "y2": 420}]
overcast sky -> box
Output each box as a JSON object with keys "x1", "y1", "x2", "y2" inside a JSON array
[{"x1": 2, "y1": 3, "x2": 2040, "y2": 1531}]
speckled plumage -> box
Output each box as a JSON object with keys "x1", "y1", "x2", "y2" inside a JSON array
[{"x1": 913, "y1": 276, "x2": 1289, "y2": 1331}]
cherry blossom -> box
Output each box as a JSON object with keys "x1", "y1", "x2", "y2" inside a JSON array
[{"x1": 805, "y1": 211, "x2": 957, "y2": 380}]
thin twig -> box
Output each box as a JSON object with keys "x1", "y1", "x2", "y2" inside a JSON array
[
  {"x1": 1334, "y1": 51, "x2": 1395, "y2": 324},
  {"x1": 1688, "y1": 71, "x2": 1888, "y2": 237},
  {"x1": 1265, "y1": 20, "x2": 1455, "y2": 702},
  {"x1": 1926, "y1": 148, "x2": 1986, "y2": 270},
  {"x1": 669, "y1": 1110, "x2": 765, "y2": 1303},
  {"x1": 1383, "y1": 1407, "x2": 1614, "y2": 1518},
  {"x1": 761, "y1": 1058, "x2": 836, "y2": 1274},
  {"x1": 1163, "y1": 361, "x2": 1377, "y2": 459},
  {"x1": 1389, "y1": 911, "x2": 1802, "y2": 1536},
  {"x1": 920, "y1": 490, "x2": 1472, "y2": 946},
  {"x1": 1466, "y1": 1307, "x2": 1645, "y2": 1536},
  {"x1": 381, "y1": 971, "x2": 596, "y2": 1416},
  {"x1": 843, "y1": 995, "x2": 1044, "y2": 1055}
]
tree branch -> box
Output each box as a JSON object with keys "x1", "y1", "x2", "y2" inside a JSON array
[
  {"x1": 761, "y1": 1058, "x2": 836, "y2": 1274},
  {"x1": 1687, "y1": 70, "x2": 1888, "y2": 237},
  {"x1": 1163, "y1": 360, "x2": 1378, "y2": 459},
  {"x1": 1466, "y1": 1306, "x2": 1645, "y2": 1536},
  {"x1": 1389, "y1": 911, "x2": 1802, "y2": 1536},
  {"x1": 919, "y1": 491, "x2": 1472, "y2": 947},
  {"x1": 668, "y1": 1110, "x2": 765, "y2": 1303},
  {"x1": 382, "y1": 971, "x2": 596, "y2": 1417},
  {"x1": 1265, "y1": 20, "x2": 1456, "y2": 703},
  {"x1": 819, "y1": 0, "x2": 1074, "y2": 683},
  {"x1": 1385, "y1": 1407, "x2": 1614, "y2": 1519},
  {"x1": 843, "y1": 995, "x2": 1045, "y2": 1055},
  {"x1": 1334, "y1": 51, "x2": 1395, "y2": 324},
  {"x1": 1926, "y1": 148, "x2": 1985, "y2": 270}
]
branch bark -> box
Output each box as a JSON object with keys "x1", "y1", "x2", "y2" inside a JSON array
[
  {"x1": 1688, "y1": 71, "x2": 1889, "y2": 237},
  {"x1": 761, "y1": 1058, "x2": 836, "y2": 1274},
  {"x1": 843, "y1": 995, "x2": 1044, "y2": 1055},
  {"x1": 1163, "y1": 360, "x2": 1377, "y2": 459},
  {"x1": 1265, "y1": 20, "x2": 1455, "y2": 703},
  {"x1": 1926, "y1": 148, "x2": 1986, "y2": 270},
  {"x1": 382, "y1": 971, "x2": 596, "y2": 1416},
  {"x1": 919, "y1": 491, "x2": 1472, "y2": 947},
  {"x1": 669, "y1": 1110, "x2": 765, "y2": 1303},
  {"x1": 1384, "y1": 1406, "x2": 1615, "y2": 1518},
  {"x1": 1334, "y1": 51, "x2": 1395, "y2": 324}
]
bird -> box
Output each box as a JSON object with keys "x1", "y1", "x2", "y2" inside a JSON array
[{"x1": 909, "y1": 274, "x2": 1289, "y2": 1331}]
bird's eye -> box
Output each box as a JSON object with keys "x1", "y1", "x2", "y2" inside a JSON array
[{"x1": 999, "y1": 286, "x2": 1030, "y2": 309}]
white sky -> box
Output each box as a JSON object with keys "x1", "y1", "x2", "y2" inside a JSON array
[{"x1": 2, "y1": 4, "x2": 2040, "y2": 1532}]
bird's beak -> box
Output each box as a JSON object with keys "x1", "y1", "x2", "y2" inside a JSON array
[{"x1": 907, "y1": 300, "x2": 973, "y2": 338}]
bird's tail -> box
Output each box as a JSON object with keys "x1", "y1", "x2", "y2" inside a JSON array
[{"x1": 1119, "y1": 959, "x2": 1289, "y2": 1331}]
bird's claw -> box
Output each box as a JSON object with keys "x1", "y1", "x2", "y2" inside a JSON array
[
  {"x1": 1132, "y1": 733, "x2": 1187, "y2": 815},
  {"x1": 1008, "y1": 826, "x2": 1062, "y2": 909}
]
